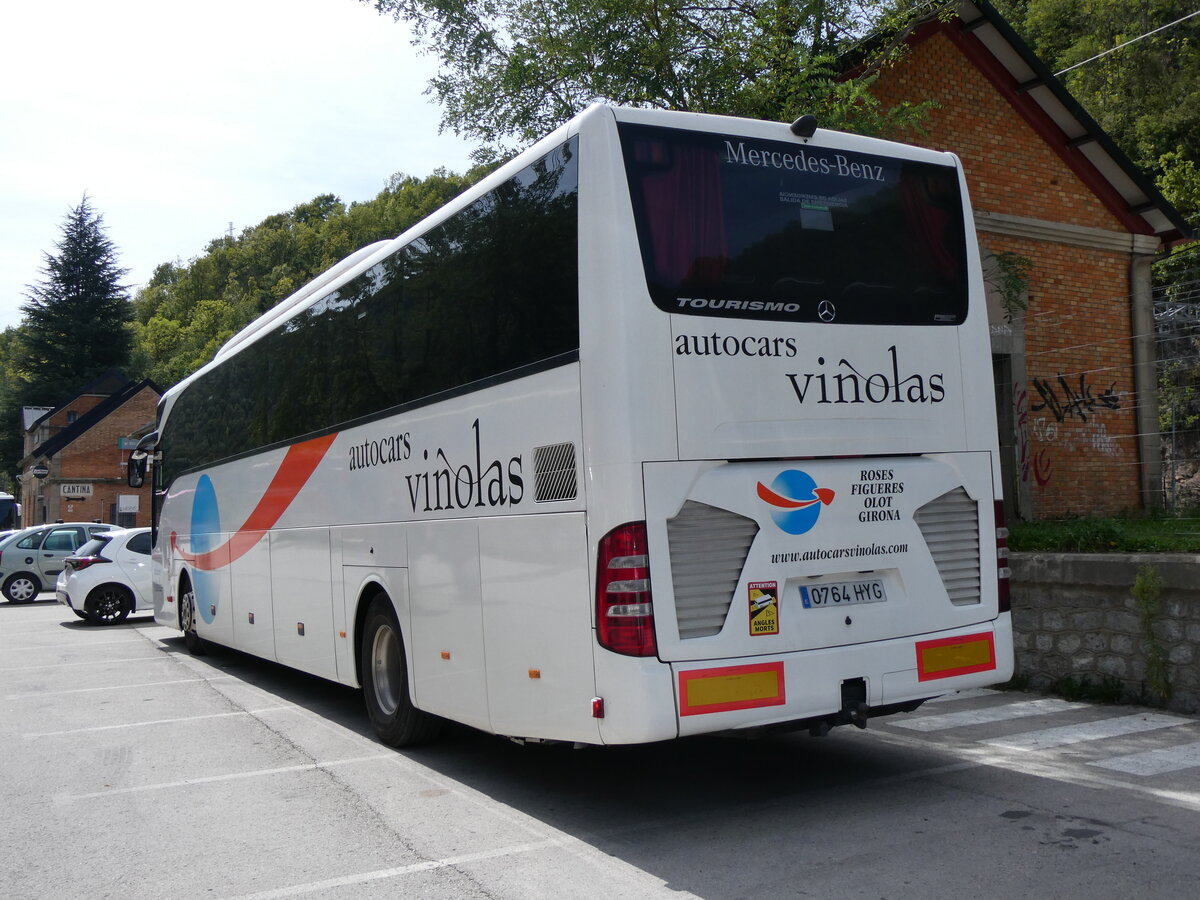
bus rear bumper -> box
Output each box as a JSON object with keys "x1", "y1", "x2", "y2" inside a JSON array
[{"x1": 670, "y1": 617, "x2": 1013, "y2": 738}]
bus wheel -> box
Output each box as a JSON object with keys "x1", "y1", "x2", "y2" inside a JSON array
[
  {"x1": 361, "y1": 595, "x2": 442, "y2": 747},
  {"x1": 179, "y1": 583, "x2": 207, "y2": 656}
]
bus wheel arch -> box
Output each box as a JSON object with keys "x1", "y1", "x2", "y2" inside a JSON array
[
  {"x1": 177, "y1": 571, "x2": 207, "y2": 656},
  {"x1": 359, "y1": 590, "x2": 442, "y2": 747}
]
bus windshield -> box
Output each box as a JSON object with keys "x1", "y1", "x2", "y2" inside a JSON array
[{"x1": 619, "y1": 122, "x2": 969, "y2": 326}]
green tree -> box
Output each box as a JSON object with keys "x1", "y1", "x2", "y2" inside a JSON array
[
  {"x1": 126, "y1": 169, "x2": 485, "y2": 388},
  {"x1": 19, "y1": 195, "x2": 132, "y2": 404},
  {"x1": 363, "y1": 0, "x2": 929, "y2": 154}
]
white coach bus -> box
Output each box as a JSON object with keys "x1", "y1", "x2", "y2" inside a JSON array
[{"x1": 130, "y1": 105, "x2": 1013, "y2": 747}]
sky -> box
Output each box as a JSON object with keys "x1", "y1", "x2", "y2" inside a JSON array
[{"x1": 0, "y1": 0, "x2": 477, "y2": 332}]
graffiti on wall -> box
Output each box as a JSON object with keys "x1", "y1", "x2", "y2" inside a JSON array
[
  {"x1": 1014, "y1": 382, "x2": 1052, "y2": 486},
  {"x1": 1020, "y1": 373, "x2": 1124, "y2": 486},
  {"x1": 1031, "y1": 373, "x2": 1120, "y2": 423}
]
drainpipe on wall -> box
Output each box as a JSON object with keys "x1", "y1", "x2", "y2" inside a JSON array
[{"x1": 1130, "y1": 253, "x2": 1161, "y2": 508}]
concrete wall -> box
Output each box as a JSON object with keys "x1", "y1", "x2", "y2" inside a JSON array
[{"x1": 1010, "y1": 552, "x2": 1200, "y2": 712}]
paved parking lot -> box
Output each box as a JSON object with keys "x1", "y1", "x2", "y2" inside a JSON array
[
  {"x1": 1, "y1": 598, "x2": 694, "y2": 899},
  {"x1": 5, "y1": 595, "x2": 1200, "y2": 899}
]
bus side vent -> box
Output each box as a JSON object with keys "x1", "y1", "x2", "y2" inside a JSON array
[
  {"x1": 533, "y1": 442, "x2": 578, "y2": 503},
  {"x1": 667, "y1": 501, "x2": 759, "y2": 638},
  {"x1": 915, "y1": 487, "x2": 981, "y2": 606}
]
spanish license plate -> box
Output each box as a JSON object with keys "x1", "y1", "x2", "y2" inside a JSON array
[{"x1": 800, "y1": 579, "x2": 887, "y2": 608}]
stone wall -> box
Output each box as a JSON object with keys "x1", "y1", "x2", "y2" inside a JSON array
[{"x1": 1010, "y1": 552, "x2": 1200, "y2": 712}]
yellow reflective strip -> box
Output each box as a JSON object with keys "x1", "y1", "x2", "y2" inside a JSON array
[
  {"x1": 922, "y1": 639, "x2": 992, "y2": 674},
  {"x1": 687, "y1": 670, "x2": 780, "y2": 707}
]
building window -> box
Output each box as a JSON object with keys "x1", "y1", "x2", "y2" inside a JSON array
[{"x1": 67, "y1": 411, "x2": 78, "y2": 424}]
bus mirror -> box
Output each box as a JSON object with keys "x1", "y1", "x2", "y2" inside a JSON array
[
  {"x1": 127, "y1": 452, "x2": 147, "y2": 488},
  {"x1": 128, "y1": 431, "x2": 159, "y2": 488}
]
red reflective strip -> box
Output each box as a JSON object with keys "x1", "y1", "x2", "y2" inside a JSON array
[
  {"x1": 915, "y1": 632, "x2": 996, "y2": 681},
  {"x1": 171, "y1": 433, "x2": 337, "y2": 571},
  {"x1": 678, "y1": 661, "x2": 786, "y2": 716}
]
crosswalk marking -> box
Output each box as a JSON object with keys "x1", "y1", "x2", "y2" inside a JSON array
[
  {"x1": 882, "y1": 690, "x2": 1200, "y2": 779},
  {"x1": 981, "y1": 712, "x2": 1192, "y2": 751},
  {"x1": 891, "y1": 698, "x2": 1088, "y2": 732},
  {"x1": 924, "y1": 688, "x2": 1000, "y2": 704},
  {"x1": 1090, "y1": 741, "x2": 1200, "y2": 777}
]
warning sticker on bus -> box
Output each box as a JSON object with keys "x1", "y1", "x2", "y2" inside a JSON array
[{"x1": 748, "y1": 581, "x2": 779, "y2": 635}]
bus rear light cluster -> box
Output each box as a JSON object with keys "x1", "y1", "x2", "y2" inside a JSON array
[
  {"x1": 596, "y1": 522, "x2": 657, "y2": 657},
  {"x1": 995, "y1": 501, "x2": 1011, "y2": 613}
]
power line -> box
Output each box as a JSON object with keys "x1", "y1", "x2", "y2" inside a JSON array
[{"x1": 1055, "y1": 9, "x2": 1200, "y2": 76}]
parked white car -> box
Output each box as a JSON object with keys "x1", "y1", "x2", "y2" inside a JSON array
[{"x1": 56, "y1": 528, "x2": 153, "y2": 625}]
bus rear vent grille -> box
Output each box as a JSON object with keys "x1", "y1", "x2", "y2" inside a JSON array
[
  {"x1": 533, "y1": 442, "x2": 577, "y2": 502},
  {"x1": 915, "y1": 487, "x2": 981, "y2": 606},
  {"x1": 667, "y1": 501, "x2": 759, "y2": 639}
]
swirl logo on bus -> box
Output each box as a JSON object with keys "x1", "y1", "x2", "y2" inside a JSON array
[
  {"x1": 171, "y1": 433, "x2": 338, "y2": 624},
  {"x1": 187, "y1": 475, "x2": 222, "y2": 623},
  {"x1": 757, "y1": 470, "x2": 835, "y2": 535}
]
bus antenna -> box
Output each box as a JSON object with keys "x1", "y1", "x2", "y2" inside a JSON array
[{"x1": 790, "y1": 115, "x2": 818, "y2": 139}]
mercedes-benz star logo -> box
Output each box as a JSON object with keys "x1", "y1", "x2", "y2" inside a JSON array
[{"x1": 817, "y1": 300, "x2": 837, "y2": 323}]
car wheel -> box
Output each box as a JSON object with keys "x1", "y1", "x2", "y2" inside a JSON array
[
  {"x1": 361, "y1": 595, "x2": 442, "y2": 747},
  {"x1": 85, "y1": 585, "x2": 133, "y2": 625},
  {"x1": 3, "y1": 573, "x2": 41, "y2": 603}
]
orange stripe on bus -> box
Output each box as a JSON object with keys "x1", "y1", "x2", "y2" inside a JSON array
[{"x1": 171, "y1": 432, "x2": 337, "y2": 571}]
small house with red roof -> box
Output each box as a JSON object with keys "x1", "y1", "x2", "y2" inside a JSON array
[{"x1": 867, "y1": 0, "x2": 1191, "y2": 519}]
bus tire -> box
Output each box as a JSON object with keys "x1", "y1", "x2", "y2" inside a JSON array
[
  {"x1": 361, "y1": 595, "x2": 442, "y2": 747},
  {"x1": 179, "y1": 581, "x2": 207, "y2": 656}
]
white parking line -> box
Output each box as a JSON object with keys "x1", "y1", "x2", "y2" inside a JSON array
[
  {"x1": 1090, "y1": 741, "x2": 1200, "y2": 776},
  {"x1": 891, "y1": 698, "x2": 1088, "y2": 731},
  {"x1": 0, "y1": 652, "x2": 175, "y2": 672},
  {"x1": 224, "y1": 840, "x2": 565, "y2": 899},
  {"x1": 25, "y1": 705, "x2": 295, "y2": 738},
  {"x1": 982, "y1": 712, "x2": 1193, "y2": 751},
  {"x1": 1, "y1": 637, "x2": 157, "y2": 652},
  {"x1": 5, "y1": 675, "x2": 233, "y2": 700},
  {"x1": 61, "y1": 754, "x2": 395, "y2": 800},
  {"x1": 0, "y1": 654, "x2": 170, "y2": 672}
]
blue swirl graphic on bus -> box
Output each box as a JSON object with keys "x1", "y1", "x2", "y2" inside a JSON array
[
  {"x1": 190, "y1": 475, "x2": 222, "y2": 623},
  {"x1": 757, "y1": 470, "x2": 835, "y2": 535}
]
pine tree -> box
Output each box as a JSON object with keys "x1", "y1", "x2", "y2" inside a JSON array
[{"x1": 20, "y1": 195, "x2": 132, "y2": 404}]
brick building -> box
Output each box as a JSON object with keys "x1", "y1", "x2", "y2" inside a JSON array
[
  {"x1": 18, "y1": 371, "x2": 161, "y2": 528},
  {"x1": 867, "y1": 0, "x2": 1192, "y2": 519}
]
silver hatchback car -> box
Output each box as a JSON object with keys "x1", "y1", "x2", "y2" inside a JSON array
[{"x1": 0, "y1": 522, "x2": 118, "y2": 602}]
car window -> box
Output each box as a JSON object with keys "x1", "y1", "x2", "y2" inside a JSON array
[
  {"x1": 87, "y1": 525, "x2": 115, "y2": 537},
  {"x1": 76, "y1": 536, "x2": 112, "y2": 558},
  {"x1": 16, "y1": 533, "x2": 41, "y2": 549},
  {"x1": 126, "y1": 532, "x2": 152, "y2": 555},
  {"x1": 43, "y1": 529, "x2": 82, "y2": 552}
]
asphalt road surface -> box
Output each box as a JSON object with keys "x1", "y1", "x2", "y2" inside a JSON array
[{"x1": 3, "y1": 596, "x2": 1199, "y2": 899}]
